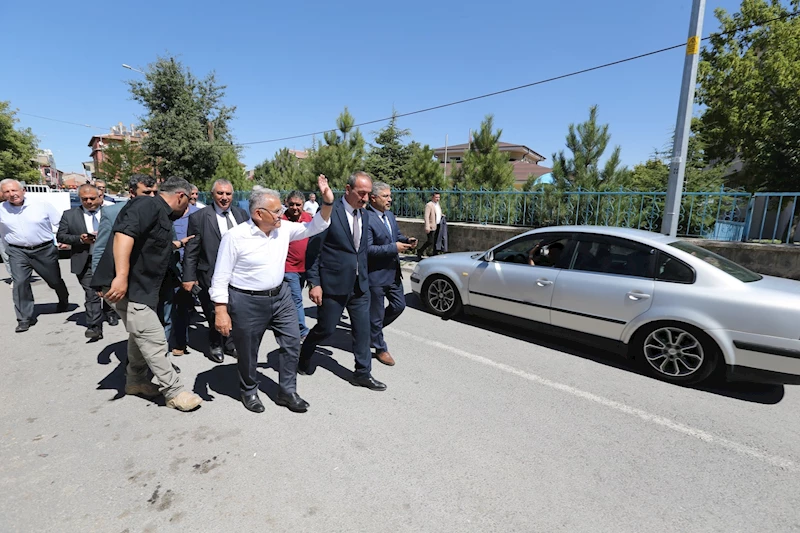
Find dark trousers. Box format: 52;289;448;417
6;243;68;323
300;283;372;377
418;229;440;257
170;287;194;350
369;281;406;353
77;263;111;328
198;285;235;352
228;284;300;396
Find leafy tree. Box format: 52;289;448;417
400;142;448;190
305;107;366;188
550;105;629;190
696;0;800;191
209;147;250;191
253;148;314;191
0;101;38;183
364;112;412;186
450;115;515;190
96;139;152;192
128;56;236;185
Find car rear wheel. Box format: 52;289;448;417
422;275;462;319
632;322;719;385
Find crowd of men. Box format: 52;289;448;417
0;172;446;414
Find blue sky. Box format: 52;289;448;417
0;0;746;176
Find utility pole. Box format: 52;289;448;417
662;0;706;237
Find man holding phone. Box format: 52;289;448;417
57;183;113;340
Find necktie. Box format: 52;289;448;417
352;209;360;251
90;211;99;232
223;211;234;230
383;213;392;238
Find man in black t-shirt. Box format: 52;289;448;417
93;177;203;412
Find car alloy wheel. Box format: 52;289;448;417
423;276;462;318
643;326;704;378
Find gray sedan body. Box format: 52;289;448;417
411;225;800;385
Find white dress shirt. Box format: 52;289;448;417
210;213;331;304
0;198;63;247
342;197;363;248
303;200;319;215
83;206;102;253
214;203;238;237
434;202;442;225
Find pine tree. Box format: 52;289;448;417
451;115;515;190
364;112;411;186
401;142;448;190
209;147;250;192
306;107;366;188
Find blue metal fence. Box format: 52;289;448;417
199;188;800;243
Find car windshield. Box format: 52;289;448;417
669;241;762;282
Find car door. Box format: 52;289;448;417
550;234;656;340
466;233;575;324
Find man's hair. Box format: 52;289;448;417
127;174;156;192
159;176;192;196
0;178;22;190
285;190;305;204
371;182;390;196
309;193;316;198
211;179;233;193
250;187;281;215
191;184;199;192
346;171;372;188
432;191;441;198
78;183;99;195
94;179;106;186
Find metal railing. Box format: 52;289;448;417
198;187;800;243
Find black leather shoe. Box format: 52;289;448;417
85;326;103;340
15;322;30;333
224;346;238;359
297;356;315;376
275;391;309;413
242;393;265;413
172;363;181;374
209;346;224;364
350;374;387;391
56;301;69;313
106;312;119;327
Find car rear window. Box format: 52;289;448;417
668;241;762;282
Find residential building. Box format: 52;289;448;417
87;122;146;176
33;149;62;187
433;141;552;189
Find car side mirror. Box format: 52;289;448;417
484;250;494;262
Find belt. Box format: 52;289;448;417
229;283;283;297
7;241;52;251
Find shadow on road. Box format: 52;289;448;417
405;292;785;405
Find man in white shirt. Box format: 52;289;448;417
94;180;116;206
418;192;442;258
211;175;334;413
303;193;319;215
0;178;70;332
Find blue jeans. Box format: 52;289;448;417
283;272;308;337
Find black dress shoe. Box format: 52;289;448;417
56;301;69;313
241;393;265;413
172;363;181;374
106;312;119;327
209;346;224;364
85;326;103;340
224;346;238;359
275;391;309;412
297;356;315;376
15;322;30;333
351;374;387;391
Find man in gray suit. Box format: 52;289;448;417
57;184;115;340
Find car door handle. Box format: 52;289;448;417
626;291;651;300
536;278;553;287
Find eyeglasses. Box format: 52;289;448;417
258;205;287;217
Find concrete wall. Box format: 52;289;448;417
397;217;800;280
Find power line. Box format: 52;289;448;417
239;9;800;147
17;112;107;131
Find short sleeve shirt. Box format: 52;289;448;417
91;196;174;308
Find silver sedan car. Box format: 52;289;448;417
410;226;800;386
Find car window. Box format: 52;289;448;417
572;237;655;278
655;251;695;284
493;234;572;268
668;241;762;282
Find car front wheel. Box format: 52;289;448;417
632;322;719;385
422;275;462;319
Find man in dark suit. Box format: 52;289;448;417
56;184;114;340
299;171;386;391
182;179;249;363
366;182;416;366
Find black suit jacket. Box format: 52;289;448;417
182;204;249;288
366;205;411;288
56;206;95;274
306;199;369;296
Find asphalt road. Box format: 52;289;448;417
1;259;800;532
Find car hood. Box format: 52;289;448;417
419;252;484;264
